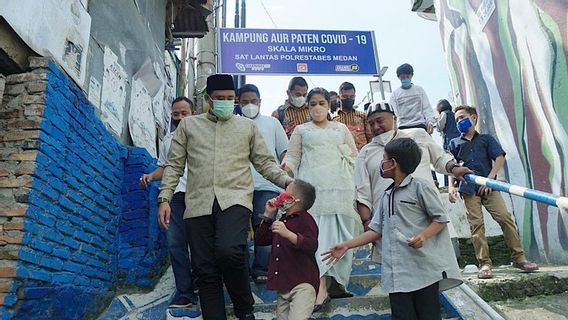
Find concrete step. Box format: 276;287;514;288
100;258;464;319
108;245;557;320
251;271;382;304
463;264;568;302
489;292;568;320
168;293;462;319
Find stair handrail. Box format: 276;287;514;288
463;173;568;211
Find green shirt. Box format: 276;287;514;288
158;113;292;219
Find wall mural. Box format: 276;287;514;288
434;0;568;263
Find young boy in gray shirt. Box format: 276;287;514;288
323;138;461;319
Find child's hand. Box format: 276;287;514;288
264;198;278;217
321;244;349;265
427;123;434;135
271;221;290;237
407;234;427;249
448;187;458;204
139;174;153;188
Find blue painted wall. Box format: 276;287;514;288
0;62;168;319
119;149;167;287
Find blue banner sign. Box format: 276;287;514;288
218;28;379;75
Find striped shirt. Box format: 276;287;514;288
333;109;372;151
271;100;311;138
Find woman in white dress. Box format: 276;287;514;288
283;87;362;309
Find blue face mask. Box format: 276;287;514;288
401;79;412;88
456;117;473;133
211;100;234;121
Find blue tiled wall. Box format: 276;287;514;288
1;62;168;319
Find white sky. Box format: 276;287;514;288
222;0;452;115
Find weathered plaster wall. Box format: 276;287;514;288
85;0;168;143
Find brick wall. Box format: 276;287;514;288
0;58;167;319
119;148;167;287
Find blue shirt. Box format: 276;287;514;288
441;111;460;150
448;132;505;195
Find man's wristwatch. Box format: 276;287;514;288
158;197;170;203
449;162;461;174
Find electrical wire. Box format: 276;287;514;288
257;0;315;87
259;0;278;28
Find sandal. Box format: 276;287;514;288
513;260;539;273
477;265;493;279
254;275;268;284
313;296;330;312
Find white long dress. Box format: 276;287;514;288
284;121;363;286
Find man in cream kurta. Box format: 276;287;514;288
354;102;469;259
158;112;290;218
157;74;292;320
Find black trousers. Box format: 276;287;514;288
186;199;254;320
389;282;441;320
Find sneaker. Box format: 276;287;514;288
169;295;195;308
328;278;354;298
237;312;255;320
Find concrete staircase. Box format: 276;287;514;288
162;248;463;319
100;246;510;319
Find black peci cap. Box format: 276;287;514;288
206;74;235;94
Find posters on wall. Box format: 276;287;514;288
131;59;168;132
100;47;128;136
153;85;166;133
135;59;163;96
126;55;177;158
88;76;102;108
129;77;157;157
0;0;91;86
162;52;178;134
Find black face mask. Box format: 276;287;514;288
331;101;340;112
171;118;181;132
341;98;355;109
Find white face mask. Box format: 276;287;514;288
241;103;260;119
289;96;306;108
373;129;395;146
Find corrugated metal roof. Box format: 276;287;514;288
170;0;210;39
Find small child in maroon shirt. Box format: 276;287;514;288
255;179;320;320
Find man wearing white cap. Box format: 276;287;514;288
354;102;470;241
